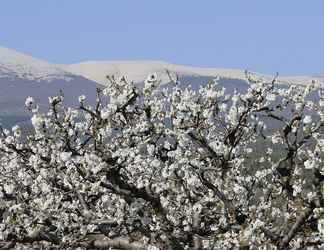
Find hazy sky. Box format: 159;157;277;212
1;0;324;75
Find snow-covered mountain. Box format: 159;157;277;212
1;45;323;88
0;46;323;127
0;46;74;82
0;46;100;127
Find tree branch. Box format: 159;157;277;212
279;207;313;249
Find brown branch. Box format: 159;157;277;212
260;226;280;243
198;168;235;223
187;131;219;159
192;211;202;250
91;238;146;250
0;240;16;250
279;207;313;249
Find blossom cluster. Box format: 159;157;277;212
0;74;323;249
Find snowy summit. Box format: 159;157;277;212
0;46;73;82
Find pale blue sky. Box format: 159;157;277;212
1;0;324;75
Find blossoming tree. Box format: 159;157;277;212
0;74;323;249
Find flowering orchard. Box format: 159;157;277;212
0;74;323;249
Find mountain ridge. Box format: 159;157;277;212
1;46;324;86
0;46;323;128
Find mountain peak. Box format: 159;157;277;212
0;46;72;82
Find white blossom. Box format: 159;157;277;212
304;159;316;169
303;115;312;124
60;152;72;162
4;183;15;195
0;76;322;249
78;95;86;103
25;96;34;107
12;125;21;137
318;219;324;235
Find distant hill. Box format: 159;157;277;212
0;46;323;128
65;59;324;86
